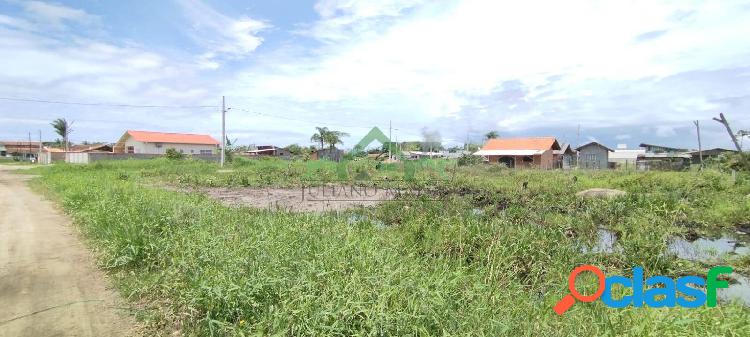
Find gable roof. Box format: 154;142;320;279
554;143;576;155
480;137;560;151
124;130;219;145
576;141;614;152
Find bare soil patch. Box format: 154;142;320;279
198;185;398;212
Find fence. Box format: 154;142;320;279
37;152;219;164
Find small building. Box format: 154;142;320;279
246;145;280;157
113;130;219;155
474;137;560;169
638;143;688;154
576;142;613;169
684;148;737;164
636;142;693;170
69;143;113;153
553;143;577;169
0;141;43;161
609;144;645;168
0;143;6;157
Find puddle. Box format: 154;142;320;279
347;214;386;229
578;228;750;306
720;273;750;306
667;235;750;262
580;228;622;254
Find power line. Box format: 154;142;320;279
0;96;218;108
232;107;375;129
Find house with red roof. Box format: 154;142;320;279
474;137;561;169
113;130;219;155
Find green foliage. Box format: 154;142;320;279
457;153;483;166
30;160;750;336
719;152;750;172
165;148;184;160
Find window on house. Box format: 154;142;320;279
586;154;596;161
127;146;134;153
522;156;533;163
199;150;213;155
179;149;184;153
155;143;162;148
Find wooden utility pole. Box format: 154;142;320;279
38;130;42;164
693;120;703;168
712;113;742;151
220;96;226;167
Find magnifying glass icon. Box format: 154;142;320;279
554;265;605;315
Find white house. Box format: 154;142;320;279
113;130;219;155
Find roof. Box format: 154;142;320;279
474;149;545;156
638;153;691;159
553;143;576;155
480;137;560;151
124;130;219;145
610;149;646;160
638;143;689;152
684;148;736;155
576;141;614;152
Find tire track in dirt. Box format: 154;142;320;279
0;166;136;337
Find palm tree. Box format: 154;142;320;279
323;130;349;150
310;126;329;150
485;130;499;140
50;118;73;151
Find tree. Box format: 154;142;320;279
50;118;73;151
485;130;499;140
323;130;349;150
310;127;329;150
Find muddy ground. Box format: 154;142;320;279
198;184;399;212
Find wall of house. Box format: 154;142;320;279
486;151;555;169
579;145;609;169
123;137;217;155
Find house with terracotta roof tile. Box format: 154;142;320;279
113;130;219;155
474;137;561;169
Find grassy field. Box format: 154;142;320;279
27;158;750;336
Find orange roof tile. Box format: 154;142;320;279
126;130;219;145
481;137;560;151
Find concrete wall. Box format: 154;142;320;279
63;152;219;164
123;137;217;155
579;144;609;169
486;150;555;169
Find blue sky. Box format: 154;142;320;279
1;0;749;150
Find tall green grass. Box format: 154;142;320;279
31;160;750;336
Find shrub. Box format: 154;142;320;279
165;148;184;160
457;153;483;166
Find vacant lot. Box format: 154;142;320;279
28;158;750;336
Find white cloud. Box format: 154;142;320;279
22;1;96;26
229;0;750;134
656;125;677;137
615;134;632;140
175;0;268;67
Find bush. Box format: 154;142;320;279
457;153;483;166
165;148;184;160
719;152;750;172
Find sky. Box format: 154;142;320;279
1;0;749;150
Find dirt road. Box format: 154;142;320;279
0;166;135;337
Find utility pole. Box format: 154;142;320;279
693;120;703;168
713;113;742;151
38;130;42;164
220;96;226;167
388;120;392;160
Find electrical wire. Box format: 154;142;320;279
0;96;218;108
